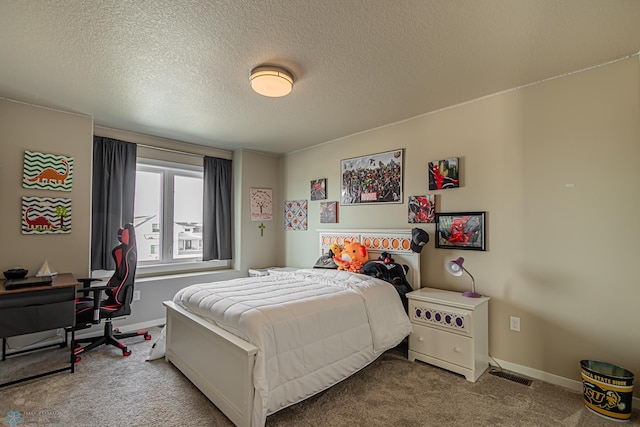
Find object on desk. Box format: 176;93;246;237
4;276;53;290
3;268;28;280
36;260;57;277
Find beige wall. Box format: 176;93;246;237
234;149;283;274
282;56;640;392
0;99;93;277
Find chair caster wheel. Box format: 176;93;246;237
123;350;132;356
144;334;151;340
75;356;82;363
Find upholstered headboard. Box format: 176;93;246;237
318;229;422;289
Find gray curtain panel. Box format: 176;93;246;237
91;136;137;270
203;156;232;260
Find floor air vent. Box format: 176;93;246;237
489;370;532;386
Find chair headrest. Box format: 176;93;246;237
118;224;135;246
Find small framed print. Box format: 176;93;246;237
435;212;486;251
310;178;327;200
284;200;308;231
408;195;435;223
428;157;460;190
250;188;273;221
320;201;338;223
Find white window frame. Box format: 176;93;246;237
134;158;229;276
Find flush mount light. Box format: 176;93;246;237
250;66;294;97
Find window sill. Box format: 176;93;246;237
92;260;230;280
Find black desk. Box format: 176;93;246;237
0;273;78;387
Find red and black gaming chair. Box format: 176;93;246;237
72;223;150;361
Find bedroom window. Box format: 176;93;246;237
134;158;228;274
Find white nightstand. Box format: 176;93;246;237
407;287;489;382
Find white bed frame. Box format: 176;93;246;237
163;229;422;427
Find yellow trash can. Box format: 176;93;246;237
581;360;634;422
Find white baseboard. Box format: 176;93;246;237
491;358;640;409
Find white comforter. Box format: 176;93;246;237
173;268;412;427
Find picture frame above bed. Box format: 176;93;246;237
435;212;486;251
340;149;403;205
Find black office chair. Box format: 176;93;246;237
72;223;150;361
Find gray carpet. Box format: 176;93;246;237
0;326;637;426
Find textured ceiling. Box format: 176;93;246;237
1;0;639;155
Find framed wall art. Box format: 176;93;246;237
320;201;338;223
22;196;72;234
23;151;73;192
310;178;327;201
428;157;459;190
408;195;435;223
250;188;273;221
435;211;486;251
341;149;403;205
284;200;308;230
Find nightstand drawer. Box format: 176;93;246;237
409;300;472;336
409;323;473;369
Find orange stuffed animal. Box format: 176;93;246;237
333;240;368;272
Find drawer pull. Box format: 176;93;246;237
453;346;461;353
418;336;424;342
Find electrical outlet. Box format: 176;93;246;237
510;316;520;332
133;290;141;301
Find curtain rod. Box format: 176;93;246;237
136;143;204;158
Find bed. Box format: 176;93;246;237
163;229;422;427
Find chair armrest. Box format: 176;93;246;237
77;278;102;288
76;285;114;294
76;285;115;324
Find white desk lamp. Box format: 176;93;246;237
445;257;481;298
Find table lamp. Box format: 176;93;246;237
445;257;481;298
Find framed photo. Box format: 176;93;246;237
428;157;459;190
320;201;338;223
435;212;486;251
250;188;273;221
310;178;327;200
341;149;403;205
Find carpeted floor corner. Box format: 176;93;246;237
0;326;637;426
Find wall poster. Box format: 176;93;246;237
250;188;273;221
341;149;403;205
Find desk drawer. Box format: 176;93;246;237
0;300;74;338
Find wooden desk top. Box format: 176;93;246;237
0;273;79;295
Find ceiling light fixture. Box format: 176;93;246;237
250;65;294;97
